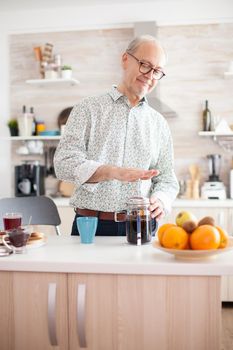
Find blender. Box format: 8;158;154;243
201;154;226;199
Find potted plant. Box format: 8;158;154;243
61;65;73;79
7;119;19;136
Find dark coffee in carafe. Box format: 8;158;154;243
126;215;152;244
115;197;155;245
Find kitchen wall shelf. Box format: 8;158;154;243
198;131;233;152
25;78;80;86
198;131;233;138
1;136;61;141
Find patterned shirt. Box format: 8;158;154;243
54;86;179;213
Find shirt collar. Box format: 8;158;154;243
108;85;124;101
108;85;148;105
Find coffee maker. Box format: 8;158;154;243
201;154;226;199
15;161;45;197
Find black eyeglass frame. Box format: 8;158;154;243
126;51;166;80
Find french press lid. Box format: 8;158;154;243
126;196;150;209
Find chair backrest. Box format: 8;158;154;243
0;196;61;235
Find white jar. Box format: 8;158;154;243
61;69;72;79
18;114;33;137
45;70;58;79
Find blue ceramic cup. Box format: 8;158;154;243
76;217;98;244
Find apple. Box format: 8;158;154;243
175;211;198;227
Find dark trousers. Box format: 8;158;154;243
71;213;157;236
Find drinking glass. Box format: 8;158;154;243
3;213;22;230
76;217;98;244
2;226;31;254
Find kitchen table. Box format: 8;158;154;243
0;235;232;350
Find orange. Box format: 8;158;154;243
190;225;220;250
215;226;229;249
162;226;189;250
157;223;175;245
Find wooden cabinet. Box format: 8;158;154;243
0;271;68;350
0;271;221;350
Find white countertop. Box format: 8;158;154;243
1;236;233;276
52;197;233;208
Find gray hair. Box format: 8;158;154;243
126;35;167;66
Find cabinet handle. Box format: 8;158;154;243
48;283;58;346
77;283;87;348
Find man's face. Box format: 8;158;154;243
121;42;165;99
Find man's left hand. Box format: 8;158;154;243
149;196;165;220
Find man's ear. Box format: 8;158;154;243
121;52;128;70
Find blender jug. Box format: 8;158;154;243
207;154;221;182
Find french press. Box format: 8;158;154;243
115;196;154;245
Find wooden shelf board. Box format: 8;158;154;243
25;78;80;86
198;131;233;137
1;136;61;141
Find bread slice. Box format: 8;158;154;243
28;232;44;242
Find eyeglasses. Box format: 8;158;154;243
126;51;165;80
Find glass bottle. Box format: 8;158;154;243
30;107;37;136
202;100;211;131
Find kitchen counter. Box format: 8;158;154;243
0;236;233;275
0;236;228;350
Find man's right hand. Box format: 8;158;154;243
88;165;159;183
112;167;159;182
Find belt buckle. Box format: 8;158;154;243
114;211;126;222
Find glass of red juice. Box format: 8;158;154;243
3;213;22;230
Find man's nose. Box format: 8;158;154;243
144;69;154;80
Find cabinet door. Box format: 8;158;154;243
68;274;220;350
117;275;220;350
13;272;68;350
68;274;117;350
0;271;14;350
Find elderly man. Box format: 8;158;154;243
54;35;179;236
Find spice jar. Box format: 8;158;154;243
36;121;46;135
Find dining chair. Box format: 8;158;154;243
0;196;61;235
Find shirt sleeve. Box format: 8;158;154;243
150;119;179;214
54;100;104;190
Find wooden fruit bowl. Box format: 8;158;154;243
152;237;233;260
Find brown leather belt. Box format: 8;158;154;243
75;208;126;221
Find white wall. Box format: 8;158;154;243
0;0;233;197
